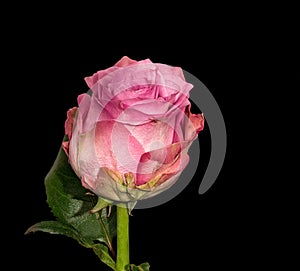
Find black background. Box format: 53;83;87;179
4;3;296;271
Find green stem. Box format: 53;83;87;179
116;204;130;271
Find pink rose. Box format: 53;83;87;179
63;56;204;203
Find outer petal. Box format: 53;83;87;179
137;152;190;191
64;107;78;139
62;107;77;155
76;93;93;133
114;56;139;67
136;141;191;186
184;105;205;141
84;56;151;89
128;119;177;153
107;120;145;174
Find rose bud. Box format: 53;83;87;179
62;56;204;204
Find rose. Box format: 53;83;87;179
62;56;204;204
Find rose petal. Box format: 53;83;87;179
135;141;191;185
108;121;145;174
64;107;78;140
136;151;190;187
128;119;177;152
114;56;138;67
184;105;205;141
85;61;192;109
84;56;152;89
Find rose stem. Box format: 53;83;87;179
116;203;130;271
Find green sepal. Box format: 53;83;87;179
90;197;112;214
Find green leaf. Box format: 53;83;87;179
92;243;116;270
44;145;117;248
25;140;117;269
125;262;150;271
24;220;92;247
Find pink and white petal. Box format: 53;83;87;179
62;141;70;156
92;121;118;169
84;56;151;91
136;152;190;188
84;65;120;89
64;107;78;140
109;121;146;174
115;56;152;67
154;63;193;97
114;56;138;67
113;97;188;129
76;93;92;133
128;119;176;153
135;142;190;186
78;93;121;134
184;107;205;141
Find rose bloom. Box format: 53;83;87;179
63;56;204;203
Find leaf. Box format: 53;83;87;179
92;243;116;270
25;220;92;247
25;140;117;269
44;144;117;248
125;262;150;271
